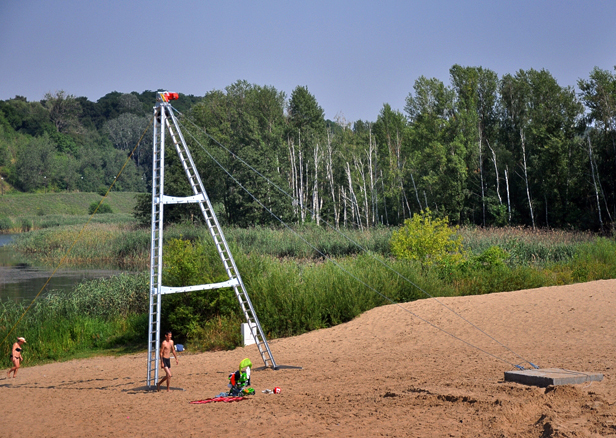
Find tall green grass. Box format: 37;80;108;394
241;252;445;338
0;273;149;365
156;238;450;351
5;223;616;361
13;223;600;270
225;225;393;258
2;214;134;234
168;235;616;350
459;226;596;266
9;223;393;269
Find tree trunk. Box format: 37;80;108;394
544;193;549;229
409;171;422;211
520;129;535;230
505;167;511;223
356;157;370;229
368;131;377;227
486;138;502;205
588;136;604;230
313;141;320;225
298;130;305;223
380;170;388;225
479;125;485;226
288;136;299;219
346;162;363;230
326;130;339;228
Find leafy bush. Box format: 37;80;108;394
88;202;113;214
0;216;13;231
467;245;509;270
20;218;32;232
390;209;465;267
161;238;237;339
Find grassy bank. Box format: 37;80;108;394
0;192;140;216
0;192;140;233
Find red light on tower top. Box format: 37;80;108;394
160;92;179;102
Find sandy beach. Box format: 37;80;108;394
2;280;615;437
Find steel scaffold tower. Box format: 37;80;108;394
146;92;278;388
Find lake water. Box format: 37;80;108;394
0;234;123;302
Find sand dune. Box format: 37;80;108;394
2;280;615;437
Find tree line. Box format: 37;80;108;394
1;65;615;231
0;90;200;194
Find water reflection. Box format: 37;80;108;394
0;234;123;302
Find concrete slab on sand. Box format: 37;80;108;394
505;368;603;387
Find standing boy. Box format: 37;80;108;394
157;331;179;392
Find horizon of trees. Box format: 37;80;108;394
1;65;615;232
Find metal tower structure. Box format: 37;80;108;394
146;92;278;388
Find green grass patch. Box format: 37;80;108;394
0;192;140;221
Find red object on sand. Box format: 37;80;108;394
190;396;245;404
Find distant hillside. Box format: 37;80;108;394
0;192;141;217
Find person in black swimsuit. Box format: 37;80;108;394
157;331;178;392
7;337;26;378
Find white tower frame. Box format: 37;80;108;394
146;92;278;387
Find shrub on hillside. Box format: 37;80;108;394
88;202;113;214
20;218;32;232
0;216;13;231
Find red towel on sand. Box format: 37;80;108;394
190;396;245;404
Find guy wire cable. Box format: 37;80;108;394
174;107;539;370
0;117;154;350
173;109;531;370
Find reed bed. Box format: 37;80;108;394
459;226;597;266
241;253;446;339
0;213;135;234
9;223;394;269
11;223;601;271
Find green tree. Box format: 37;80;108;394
188;81;291;226
578;67;616;229
14;134;57;191
405;77;467;223
287;85;327;224
43;90;82;134
501;69;585;229
450;65;502;226
161;238;236;338
103;113;150;166
372;104;410;224
0;97;52;136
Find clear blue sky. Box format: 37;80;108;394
1;0;614;122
